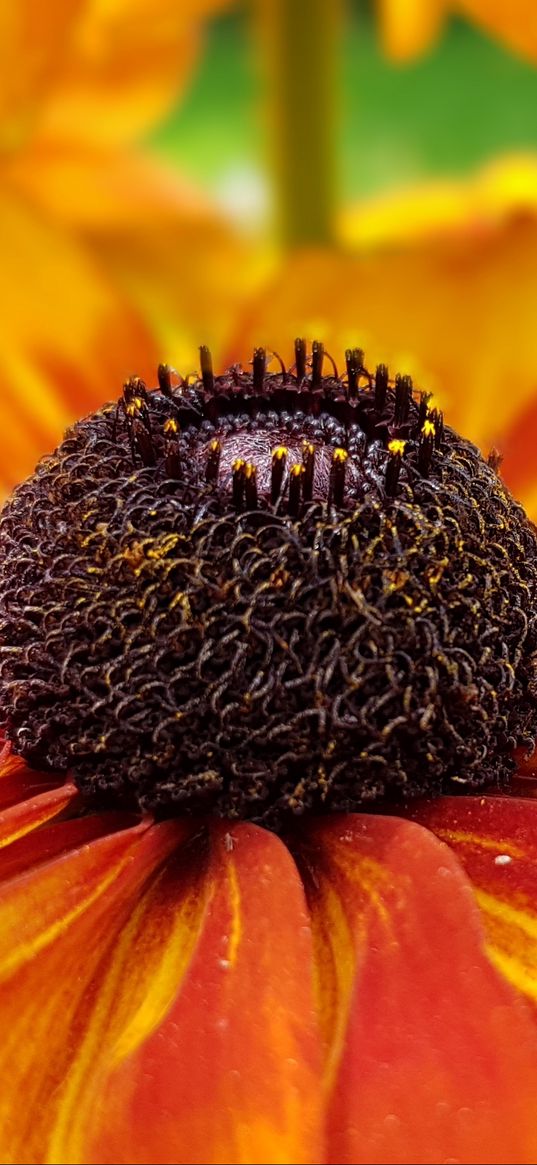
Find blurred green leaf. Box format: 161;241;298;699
148;0;537;203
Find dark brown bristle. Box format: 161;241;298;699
288;463;303;517
205;438;221;484
295;337;307;382
252;347;266;394
417;391;431;430
302;441;315;502
375;363;389;412
330;447;348;508
418;421;435;477
158;363;173;397
345;348;357;395
163;417;181;478
199;345;214;394
232;458;246;509
311;341;324;389
394;374;412;427
244;462;258;509
132;418;155;467
385;439;405;496
124;375;149;405
271;446;288;505
345;348;363;396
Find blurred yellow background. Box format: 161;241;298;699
3;0;537;515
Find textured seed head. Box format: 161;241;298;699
1;343;537;829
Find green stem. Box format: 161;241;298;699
262;0;339;248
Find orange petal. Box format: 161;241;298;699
0;748;138;879
0;817;194;1164
6;144;219;232
377;0;537;64
377;0;446;62
0;185;158;496
34;0;232;148
4;143;260;382
0;1;83;143
0;752;65;809
0;808;143;883
68;821;323;1165
0;781;77;850
407;794;537;1015
292;813;537;1165
500;398;537;519
458;1;537;64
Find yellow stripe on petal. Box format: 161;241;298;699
0;819;194;1164
0;783;77;850
62;823;323;1165
408;795;537;1017
293;812;537;1165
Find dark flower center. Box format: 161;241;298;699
1;341;536;828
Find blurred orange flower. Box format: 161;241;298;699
3;747;537;1163
378;0;537;62
0;0;253;497
227;155;537;520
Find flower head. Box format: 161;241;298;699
1;345;536;824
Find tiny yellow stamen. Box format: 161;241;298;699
388;439;406;456
333;447;348;464
164;418;178;436
273;445;288;461
422;419;436;439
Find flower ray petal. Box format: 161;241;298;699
69;822;324;1165
407;795;537;1012
292;813;537;1165
0;817;196;1164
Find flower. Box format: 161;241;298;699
378;0;537;63
2;349;537;1163
3;748;537;1163
0;0;249;497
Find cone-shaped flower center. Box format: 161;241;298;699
0;342;536;828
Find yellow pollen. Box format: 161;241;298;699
422;419;436;438
388;439;406;456
273;446;288;461
209;438;220;452
163;418;178;436
290;463;304;477
245;462;257;479
302;441;315;456
333;447;348;464
232;457;246;473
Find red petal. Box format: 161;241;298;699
0;817;193;1162
0;746;138;877
0;751;65;809
0;781;77;850
292;813;537;1165
77;822;324;1165
408;794;537;1017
